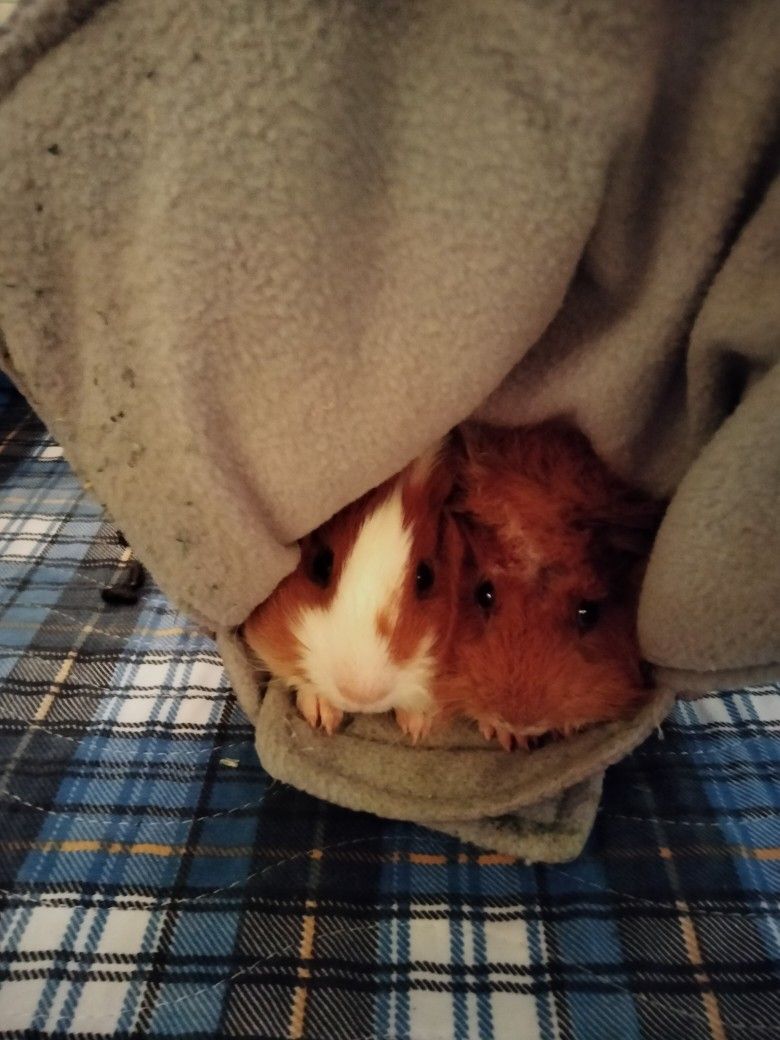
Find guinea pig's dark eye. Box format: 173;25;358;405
474;579;496;612
309;545;334;588
415;560;435;596
576;600;601;633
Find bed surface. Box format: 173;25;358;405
0;380;778;1040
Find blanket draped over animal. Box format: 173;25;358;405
1;0;777;858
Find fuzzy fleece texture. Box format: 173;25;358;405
0;0;778;856
219;632;673;862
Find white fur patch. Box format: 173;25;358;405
293;483;435;714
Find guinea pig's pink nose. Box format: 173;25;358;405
337;680;388;706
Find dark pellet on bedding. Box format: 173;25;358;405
101;560;146;606
101;584;139;606
115;529;129;547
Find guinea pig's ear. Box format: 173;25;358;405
405;432;459;511
453;422;495;470
580;495;666;563
448;423;499;517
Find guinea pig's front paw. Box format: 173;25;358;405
476;719;529;752
394;708;436;745
295;689;344;735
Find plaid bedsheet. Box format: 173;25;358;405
0;379;778;1040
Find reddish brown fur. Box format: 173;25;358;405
385;464;464;667
436;422;663;738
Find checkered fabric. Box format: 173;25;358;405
0;377;778;1040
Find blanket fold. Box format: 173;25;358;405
218;632;674;862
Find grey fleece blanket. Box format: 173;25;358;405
0;0;778;859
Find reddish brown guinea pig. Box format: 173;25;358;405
436;422;663;749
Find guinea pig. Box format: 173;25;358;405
436;422;663;750
243;438;463;740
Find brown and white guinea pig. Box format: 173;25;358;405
435;422;664;750
243;439;463;740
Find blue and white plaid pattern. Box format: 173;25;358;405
0;377;778;1040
